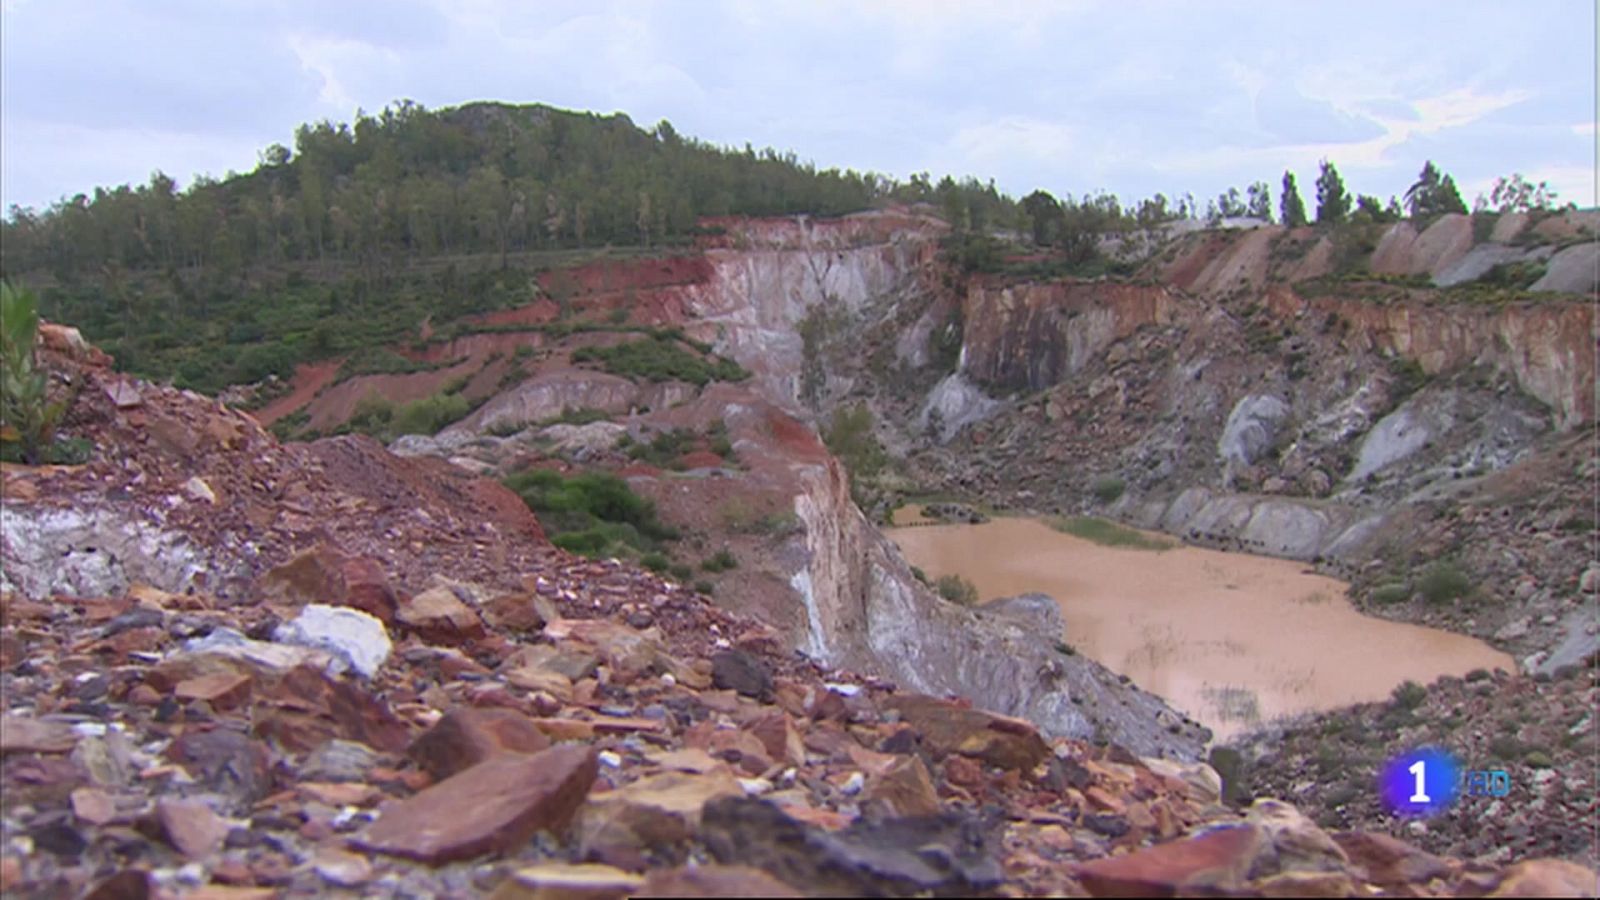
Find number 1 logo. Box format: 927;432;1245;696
1407;759;1430;803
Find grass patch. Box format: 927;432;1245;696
501;468;678;560
572;334;747;386
1050;516;1174;551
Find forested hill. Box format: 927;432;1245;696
0;100;1010;391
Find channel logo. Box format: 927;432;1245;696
1379;747;1461;817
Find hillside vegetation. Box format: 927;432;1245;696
0;100;1008;392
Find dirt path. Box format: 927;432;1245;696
887;516;1514;740
255;359;342;426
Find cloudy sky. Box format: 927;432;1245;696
2;0;1595;216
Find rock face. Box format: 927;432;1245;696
356;744;598;864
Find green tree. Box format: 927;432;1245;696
1021;189;1064;245
1280;171;1308;226
1314;159;1350;225
1245;181;1273;221
1403;161;1468;218
0;282;72;465
1476;173;1559;213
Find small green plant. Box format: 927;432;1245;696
701;549;739;573
910;566;929;585
668;563;693;581
1416;562;1470;605
693;579;715;596
1390;680;1427;711
1370;582;1412;605
501;468;679;560
1522;749;1553;769
1090;476;1126;504
640;551;670;573
934;573;980;606
0;282;76;465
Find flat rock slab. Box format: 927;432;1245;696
1074;824;1266;897
356;743;597;865
882;694;1049;771
0;716;77;755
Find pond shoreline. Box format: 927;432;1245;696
886;510;1515;741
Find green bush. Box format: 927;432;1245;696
1523;749;1553;769
502;468;678;560
1370;582;1412;605
0;282;75;465
935;573;980;606
1091;476;1126;504
694;580;715;596
1416;562;1471;605
391;391;470;437
701;549;739;573
640;551;670;572
572;335;747;386
1390;680;1427;711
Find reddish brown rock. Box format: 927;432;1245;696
1487;859;1600;898
356;743;598;864
575;769;743;859
1332;830;1450;886
747;712;806;768
481;591;547;634
637;865;803;898
544;618;664;683
487;863;644;900
883;694;1049;771
155;798;228;859
0;715;77;755
252;664;408;753
174;672;253;711
397;586;486;644
408;708;553;780
863;754;940;817
260;545;398;622
71;786;117;825
1073;824;1266;897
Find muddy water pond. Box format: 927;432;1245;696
887;514;1514;740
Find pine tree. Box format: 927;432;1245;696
1314;159;1350;225
1280;171;1308;227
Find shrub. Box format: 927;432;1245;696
693;580;715;596
0;282;75;465
1416;562;1470;605
910;566;929;585
391;391;470;437
572;335;747;386
701;549;738;573
640;551;670;572
1091;475;1126;504
935;573;980;606
1370;582;1412;605
1390;680;1427;711
668;563;693;580
1523;749;1553;769
501;468;678;560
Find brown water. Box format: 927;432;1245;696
887;515;1514;740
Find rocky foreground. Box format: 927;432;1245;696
1;326;1596;898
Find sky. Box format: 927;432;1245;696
2;0;1595;216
